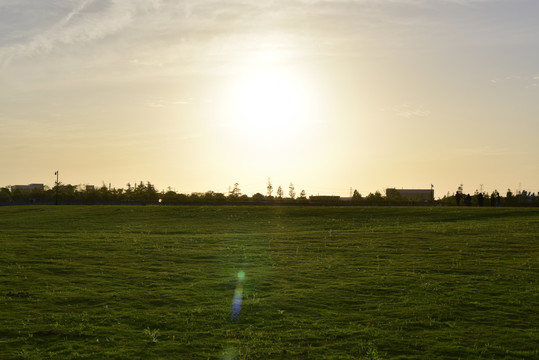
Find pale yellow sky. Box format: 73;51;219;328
1;0;538;197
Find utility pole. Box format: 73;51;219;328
54;170;59;205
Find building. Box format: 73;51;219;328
386;188;434;202
11;184;45;192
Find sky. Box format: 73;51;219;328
1;0;538;198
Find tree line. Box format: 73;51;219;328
1;180;538;206
0;180;305;205
438;186;539;207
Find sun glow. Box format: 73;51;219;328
223;65;314;142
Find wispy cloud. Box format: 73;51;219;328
396;103;431;119
489;75;539;88
130;59;163;68
173;100;191;105
0;0;161;69
0;0;514;65
1;0;535;76
147;98;192;108
148;101;165;108
454;145;528;157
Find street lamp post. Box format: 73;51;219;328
55;171;59;205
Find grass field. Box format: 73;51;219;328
0;206;538;359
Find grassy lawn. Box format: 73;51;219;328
0;206;538;359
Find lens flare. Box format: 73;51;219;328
237;270;245;281
221;347;238;360
231;270;246;322
231;287;243;321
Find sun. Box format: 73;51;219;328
223;65;312;143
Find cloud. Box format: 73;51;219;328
1;0;533;75
489;75;539;88
147;98;191;108
130;59;163;68
396;103;430;119
454;145;527;158
148;102;165;108
0;0;163;69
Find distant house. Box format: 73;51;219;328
86;185;95;191
11;184;44;192
386;188;434;202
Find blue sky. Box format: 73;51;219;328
1;0;538;197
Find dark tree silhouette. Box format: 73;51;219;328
352;189;362;202
267;178;273;198
229;183;241;199
289;183;296;199
276;186;283;199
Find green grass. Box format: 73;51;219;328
0;206;538;359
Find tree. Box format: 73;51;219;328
98;184;111;201
229;183;241;198
162;190;179;203
131;180;159;203
506;188;514;206
289;183;296;199
352;189;362;202
147;181;156;195
276;186;283;199
214;192;226;202
366;191;383;203
0;187;12;202
190;193;203;201
124;183;134;200
267;178;273;198
145;181;159;202
60;184;77;201
252;193;265;202
299;189;306;199
204;191;215;202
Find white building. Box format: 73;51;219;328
11;184;45;191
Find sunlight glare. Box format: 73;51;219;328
224;65;312;142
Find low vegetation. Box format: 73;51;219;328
1;206;537;359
